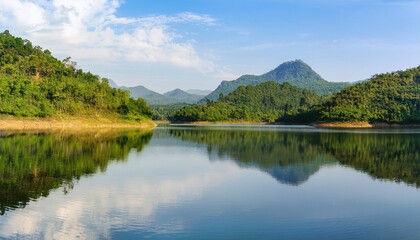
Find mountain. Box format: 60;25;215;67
163;88;203;104
107;79;119;88
186;89;212;96
121;86;204;105
318;66;420;123
172;81;321;122
0;30;151;120
120;85;175;105
204;60;350;101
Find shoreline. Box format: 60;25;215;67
168;121;420;128
169;121;270;125
1;118;418;130
0;117;156;131
312;122;420;128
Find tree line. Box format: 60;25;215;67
172;81;321;122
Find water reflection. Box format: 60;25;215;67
168;126;420;187
0;126;420;239
0;129;153;215
0;128;239;239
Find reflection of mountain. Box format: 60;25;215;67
168;127;420;187
262;157;329;185
0;130;153;215
169;128;335;186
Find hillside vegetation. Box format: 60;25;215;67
0;31;151;120
171;66;420;125
173;81;321;122
318;67;420;123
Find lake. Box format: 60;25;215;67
0;125;419;239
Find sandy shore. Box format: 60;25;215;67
312;122;373;128
312;122;420;128
0;117;156;130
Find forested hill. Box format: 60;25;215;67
172;81;321;122
0;31;151;120
318;66;420;123
203;60;350;101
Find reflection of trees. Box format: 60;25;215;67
0;130;153;215
169;127;420;187
318;133;420;187
169;128;335;185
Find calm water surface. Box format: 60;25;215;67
0;125;419;239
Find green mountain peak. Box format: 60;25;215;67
203;59;350;102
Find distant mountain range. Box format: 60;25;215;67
112;59;351;105
203;59;350;102
112;82;208;105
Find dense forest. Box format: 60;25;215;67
172;81;321;122
151;103;189;120
0;31;152;120
318;67;420;123
171;66;420;124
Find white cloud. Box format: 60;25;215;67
0;0;47;31
0;0;217;73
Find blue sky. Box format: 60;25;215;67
0;0;419;93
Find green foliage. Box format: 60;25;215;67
319;67;420;123
151;103;190;120
0;31;152;119
203;59;350;101
172;81;321;122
